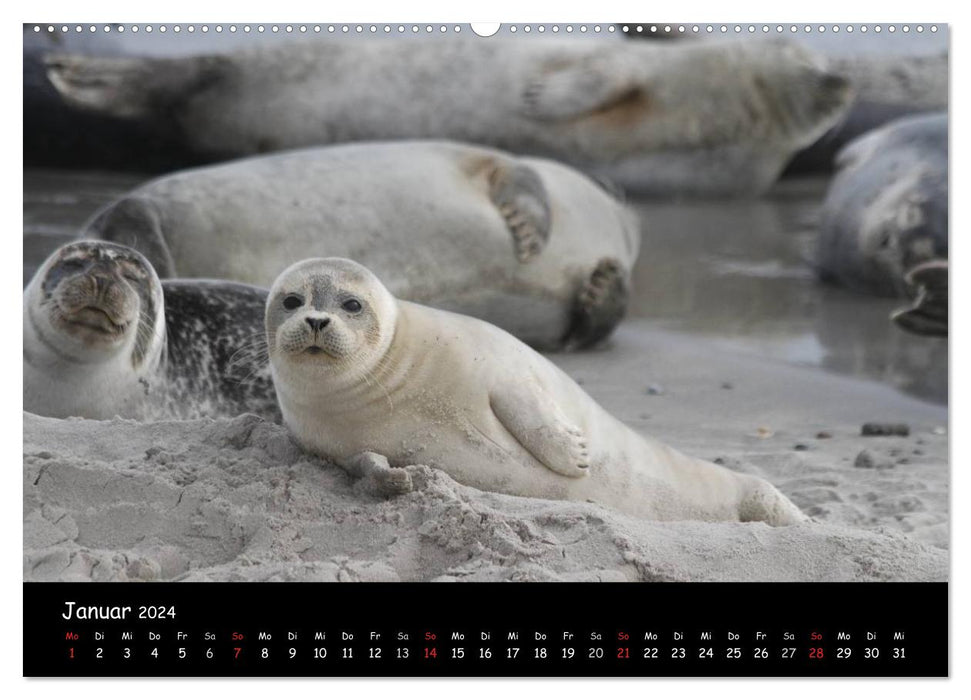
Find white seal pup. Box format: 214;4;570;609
83;140;639;350
266;258;806;525
46;38;851;196
816;113;947;299
24;241;278;421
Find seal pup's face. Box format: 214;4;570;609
25;241;163;365
266;258;398;385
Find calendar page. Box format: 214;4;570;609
22;21;949;677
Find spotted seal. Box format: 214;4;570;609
23;241;278;421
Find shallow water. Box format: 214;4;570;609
626;178;947;404
22;169;947;405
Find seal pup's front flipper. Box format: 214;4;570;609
891;259;948;337
490;382;590;478
339;451;415;497
522;57;640;121
486;161;552;263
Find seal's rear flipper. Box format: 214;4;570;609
737;475;809;527
487;162;552;263
490;382;590;478
84;197;177;278
891;259;948;337
563;258;630;350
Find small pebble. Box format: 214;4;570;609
645;384;665;396
861;422;910;437
913;448;924;456
815;431;832;439
721;382;734;390
854;449;895;470
793;444;809;451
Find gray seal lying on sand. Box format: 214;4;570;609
84;140;639;350
24;241;278;421
266;257;807;525
47;38;851;196
816;113;947;304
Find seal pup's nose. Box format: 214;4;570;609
92;272;120;303
305;316;331;333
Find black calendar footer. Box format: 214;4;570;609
24;582;947;677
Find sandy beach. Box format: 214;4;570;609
24;321;947;583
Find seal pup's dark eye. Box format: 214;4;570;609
282;294;304;310
342;298;362;313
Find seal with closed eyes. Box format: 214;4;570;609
817;113;948;298
83;140;640;350
266;257;807;525
23;241;279;422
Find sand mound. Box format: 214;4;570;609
23;411;946;583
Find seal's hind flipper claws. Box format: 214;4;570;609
488;163;552;263
891;259;948;337
563;258;630;350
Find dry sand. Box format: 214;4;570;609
23;322;947;583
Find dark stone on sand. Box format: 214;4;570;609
854;449;895;470
861;423;910;437
794;444;809;451
816;431;833;439
645;384;665;396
